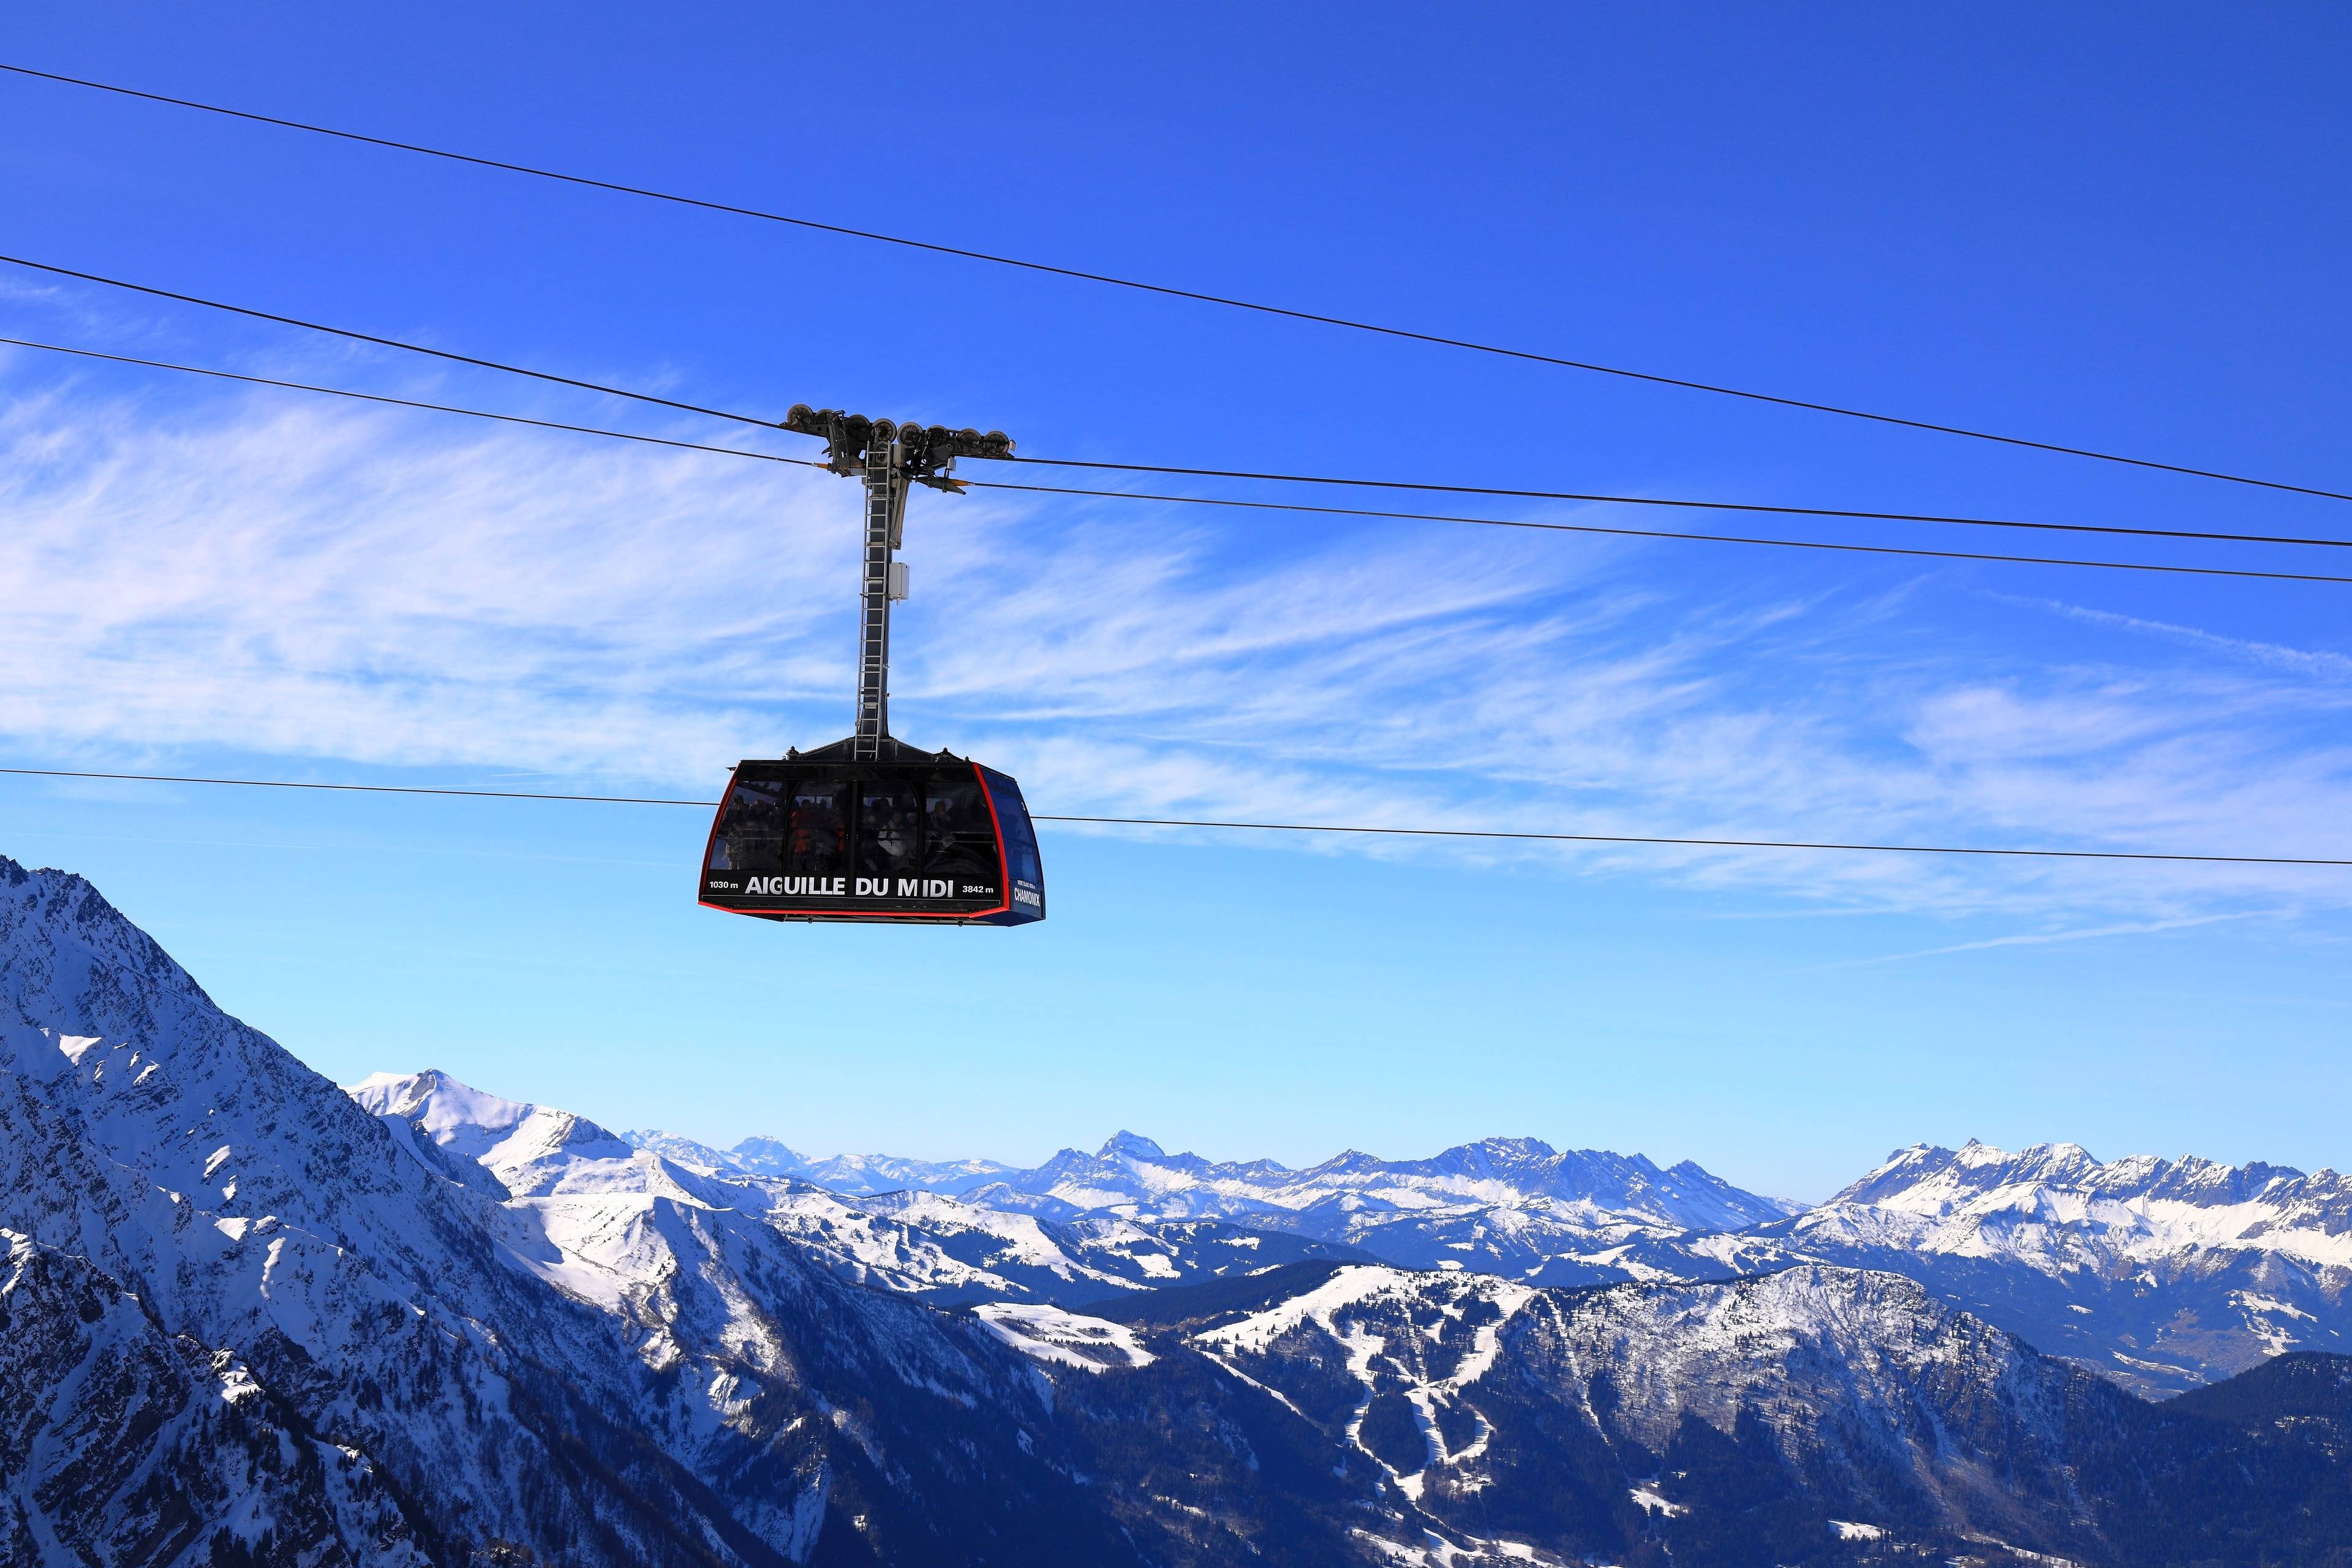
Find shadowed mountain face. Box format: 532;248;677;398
1691;1139;2352;1396
628;1121;1807;1296
358;1069;1370;1309
8;853;2352;1567
0;858;1147;1567
1102;1262;2352;1566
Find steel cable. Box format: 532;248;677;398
5;60;2346;502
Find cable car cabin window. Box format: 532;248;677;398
978;767;1046;922
700;756;1041;925
859;781;919;879
708;777;786;873
789;782;848;877
922;780;996;883
982;768;1042;888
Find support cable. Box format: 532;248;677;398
5;334;2350;584
0;254;759;426
2;767;2343;868
992;455;2352;551
4;61;2346;503
968;480;2352;585
0;336;824;466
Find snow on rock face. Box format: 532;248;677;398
1751;1139;2352;1395
0;1229;432;1567
956;1131;1799;1238
624;1125;1016;1196
352;1066;688;1200
0;857;1136;1567
1194;1262;2120;1554
1819;1139;2352;1269
662;1124;1807;1291
10;856;2352;1567
379;1066;1365;1310
972;1303;1156;1371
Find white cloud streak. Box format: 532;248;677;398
5;350;2352;922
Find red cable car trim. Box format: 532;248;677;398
974;760;1015;915
697;771;737;877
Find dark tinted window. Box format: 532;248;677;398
708;777;786;872
859;781;919;878
984;771;1043;889
789;782;848;876
922;778;997;883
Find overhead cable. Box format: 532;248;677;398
3;767;2344;869
995;456;2352;552
6;335;2348;586
968;481;2352;585
0;254;764;428
0;336;825;466
7;262;2348;555
6;59;2346;505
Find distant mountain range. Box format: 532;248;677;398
7;851;2351;1566
1713;1139;2352;1396
638;1117;2351;1396
356;1069;1365;1308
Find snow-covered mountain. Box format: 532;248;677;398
1022;1261;2352;1564
1707;1139;2352;1396
631;1119;2352;1400
632;1123;1804;1286
0;857;1189;1565
975;1129;1798;1226
10;851;2352;1566
631;1126;1014;1197
361;1068;1362;1308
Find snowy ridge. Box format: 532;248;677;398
6;854;2351;1566
1814;1139;2352;1271
0;1229;431;1565
627;1126;1014;1197
971;1303;1156;1371
1727;1139;2352;1394
1197;1265;1536;1503
369;1068;1359;1310
616;1121;2352;1398
627;1121;1803;1292
0;857;1152;1566
960;1129;1799;1232
1189;1261;2148;1556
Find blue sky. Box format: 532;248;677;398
2;5;2347;1201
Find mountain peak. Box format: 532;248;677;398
1469;1135;1558;1159
1099;1130;1167;1161
728;1135;810;1175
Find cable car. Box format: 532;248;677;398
698;405;1045;927
699;739;1044;925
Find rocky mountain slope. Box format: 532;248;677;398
642;1118;2351;1398
629;1126;1012;1198
632;1123;1803;1287
362;1069;1362;1308
0;858;1161;1566
9;851;2351;1566
1694;1140;2352;1396
1025;1261;2352;1566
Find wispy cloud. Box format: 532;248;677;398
2005;594;2352;681
1809;911;2256;969
5;345;2351;921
